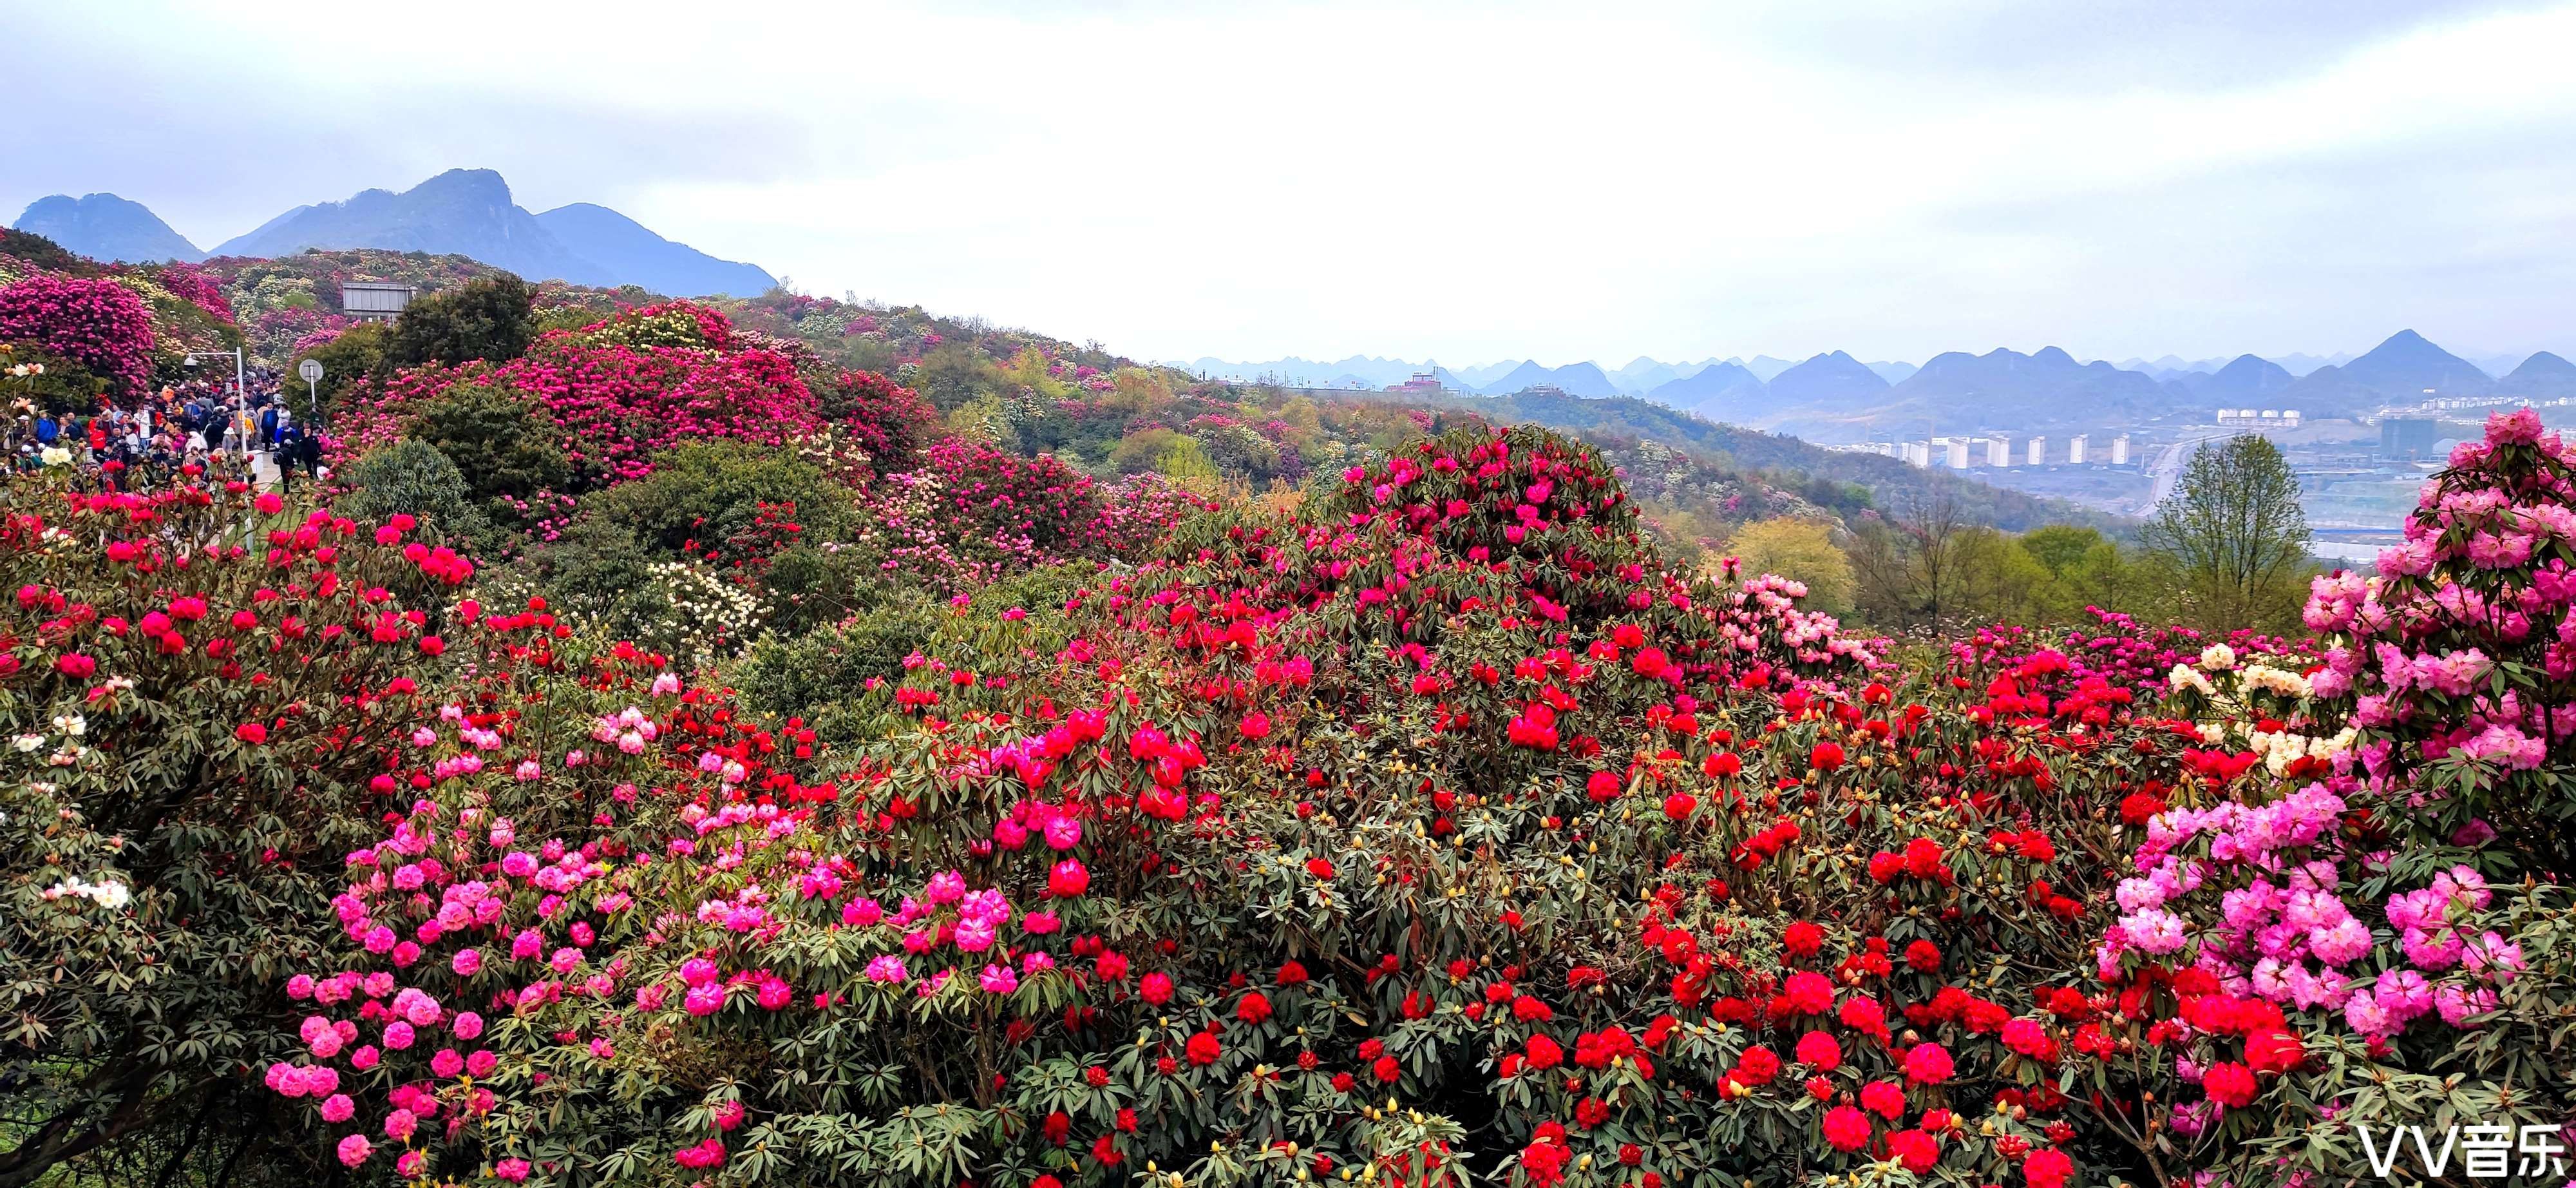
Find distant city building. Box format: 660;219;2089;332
2381;417;2440;459
1943;437;1971;469
2026;436;2046;466
339;282;417;321
2260;409;2279;419
1986;436;2011;467
2110;435;2130;466
2069;434;2089;465
2282;409;2302;425
1905;441;1931;467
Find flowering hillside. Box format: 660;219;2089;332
6;401;2575;1187
6;236;2574;1187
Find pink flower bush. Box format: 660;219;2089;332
0;272;156;398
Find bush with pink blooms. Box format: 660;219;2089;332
2066;409;2576;1183
0;271;156;399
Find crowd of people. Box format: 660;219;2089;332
5;365;325;490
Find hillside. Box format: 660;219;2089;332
1316;385;2112;532
12;193;205;263
2500;350;2576;399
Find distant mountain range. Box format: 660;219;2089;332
11;169;777;297
1175;329;2566;440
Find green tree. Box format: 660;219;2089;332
405;383;568;502
585;440;854;564
284;320;389;417
331;438;506;558
2143;434;2311;631
2018;524;2108;577
381;273;535;370
1723;517;1855;615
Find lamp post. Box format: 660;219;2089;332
184;348;248;457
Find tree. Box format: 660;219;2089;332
380;273;535;371
1723;517;1855;615
284;320;388;416
404;383;567;503
2143;434;2310;631
2018;524;2108;576
1850;492;1979;628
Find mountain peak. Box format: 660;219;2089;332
12;193;205;263
413;168;515;202
192;169;775;296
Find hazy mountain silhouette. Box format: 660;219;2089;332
2165;354;2297;405
192;169;773;296
1767;351;1891;408
2500;351;2576;399
1645;360;1767;419
1481;360;1621;398
1744;355;1800;383
12;193;204;263
213;169;617;285
2286;330;2492;414
1891;346;2163;421
533;203;775;297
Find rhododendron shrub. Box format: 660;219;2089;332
846;438;1206;596
0;271;156;399
252;425;2214;1186
0;473;484;1183
2069;412;2576;1183
332;302;928;492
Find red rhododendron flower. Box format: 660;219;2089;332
1794;1030;1841;1072
1859;1079;1906;1120
1822;1105;1872;1153
2024;1147;2074;1188
2201;1061;2257;1107
1889;1129;1939;1174
2244;1030;2306;1076
236;722;269;745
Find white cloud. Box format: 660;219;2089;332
8;0;2572;364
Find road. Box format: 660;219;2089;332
2144;428;2245;508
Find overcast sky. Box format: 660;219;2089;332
8;0;2573;367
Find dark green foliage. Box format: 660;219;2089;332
504;515;658;629
381;272;536;370
404;383;567;502
584;441;854;563
287;320;389;414
331;438;507;558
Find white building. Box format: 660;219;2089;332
2069;434;2089;465
1944;437;1971;469
1905;441;1931;467
2026;436;2046;466
2282;409;2302;426
2110;435;2130;466
1987;436;2012;467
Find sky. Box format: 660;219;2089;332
8;0;2575;368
